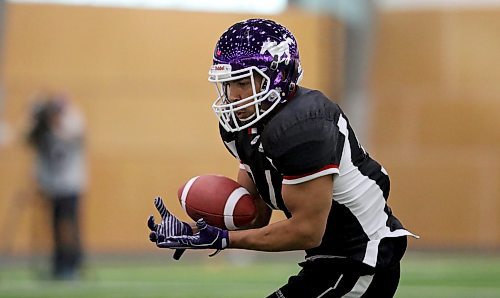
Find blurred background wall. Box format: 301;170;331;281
0;1;498;256
370;6;500;250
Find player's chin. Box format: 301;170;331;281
236;112;255;122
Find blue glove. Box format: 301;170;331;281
160;218;229;257
147;197;192;260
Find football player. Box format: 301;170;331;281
148;18;418;297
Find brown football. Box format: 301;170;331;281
177;174;257;230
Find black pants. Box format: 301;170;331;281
267;237;407;298
50;194;82;279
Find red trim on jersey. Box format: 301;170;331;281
283;164;339;180
247;127;258;135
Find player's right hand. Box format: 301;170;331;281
161;218;229;258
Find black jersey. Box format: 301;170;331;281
219;87;415;269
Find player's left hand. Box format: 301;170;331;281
147;197;192;260
160;218;229;257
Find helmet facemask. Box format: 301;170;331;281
209;65;281;132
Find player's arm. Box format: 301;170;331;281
229;114;341;251
237;168;272;229
228;174;333;251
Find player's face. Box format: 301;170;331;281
225;75;263;121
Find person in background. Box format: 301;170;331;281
27;92;87;280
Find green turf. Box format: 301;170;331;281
1;252;500;298
397;252;500;298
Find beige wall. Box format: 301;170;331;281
370;9;500;249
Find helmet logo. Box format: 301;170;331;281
260;35;295;65
216;49;222;56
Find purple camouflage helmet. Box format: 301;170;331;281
209;18;303;132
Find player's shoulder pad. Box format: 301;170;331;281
260;88;345;176
262;87;342;158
